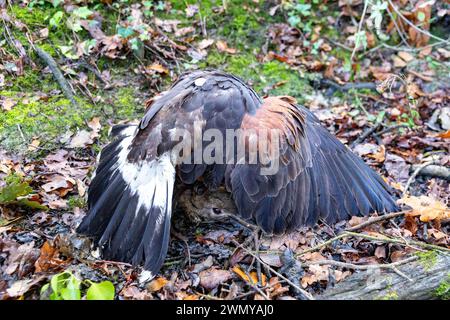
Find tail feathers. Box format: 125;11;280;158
77;126;175;276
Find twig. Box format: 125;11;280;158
402;161;435;197
34;46;78;107
387;0;450;44
375;123;410;136
303;256;417;272
295;234;348;257
350;122;383;148
343;231;450;254
320;79;378;96
351;0;369;61
242;267;269;300
409;164;450;181
345;210;409;232
231;240;315;300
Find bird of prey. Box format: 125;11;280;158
77;70;399;278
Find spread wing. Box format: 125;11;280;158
129;70;262;189
228;96;399;235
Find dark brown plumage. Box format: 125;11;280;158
77;70;399;278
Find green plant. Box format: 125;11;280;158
40;271;115;300
286;2;313;34
0;174;47;210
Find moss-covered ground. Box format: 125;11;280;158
1;1;314;155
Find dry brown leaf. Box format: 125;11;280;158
34;241;69;273
437;130;450;139
392;55;407;68
198;38;214;50
68;130;94;148
28;139;40;152
397;51;414;62
399;195;450;222
41;175;75;196
87;117;101;132
374;246;386;259
301;264;329;287
216;40;237;54
147;63;169;74
2;98;16;111
404;214;418;235
146;277;168;292
232;266;267;286
6;276;45;298
199;267;232;290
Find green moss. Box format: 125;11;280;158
434;274;450;300
202;51;312;103
416;251;438;271
377;290;399;300
67;196;86;209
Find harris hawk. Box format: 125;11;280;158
77;70;399;278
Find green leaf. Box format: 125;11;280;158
86;281;115;300
50;271;72;297
60;275;81;300
117;26;134;38
49;11;64;28
17;198;48;210
0;175;33;204
52;0;64;7
58;45;81;60
287;15;300;27
72;7;93;19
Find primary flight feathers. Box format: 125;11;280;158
77;70;399;277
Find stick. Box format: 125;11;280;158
403;161;435;197
409;164;450;181
343;231;450;253
231;240;315;300
345;210;409;232
34;46;78;107
350;122;383;148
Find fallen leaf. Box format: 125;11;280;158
34;241;69;273
301;264;329;287
191;255;214;273
87;117;101;132
68;130;93;148
147;63;169;74
399;195;450;222
437;130;450;139
198;38;214;50
41;175;75;196
232;266;267;286
28;139;40;152
374;246;386;259
199;267;232;290
216;40;237;54
6;276;45;298
2;98;16;111
404;214;418;235
146;277;168;292
397;51;414;62
392;55;407;68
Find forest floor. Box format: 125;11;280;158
0;0;449;300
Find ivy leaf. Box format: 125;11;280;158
49;11;64;29
86;281;115;300
117;26;135;39
58;45;81;60
72;7;93;19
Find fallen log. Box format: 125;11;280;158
318;253;450;300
